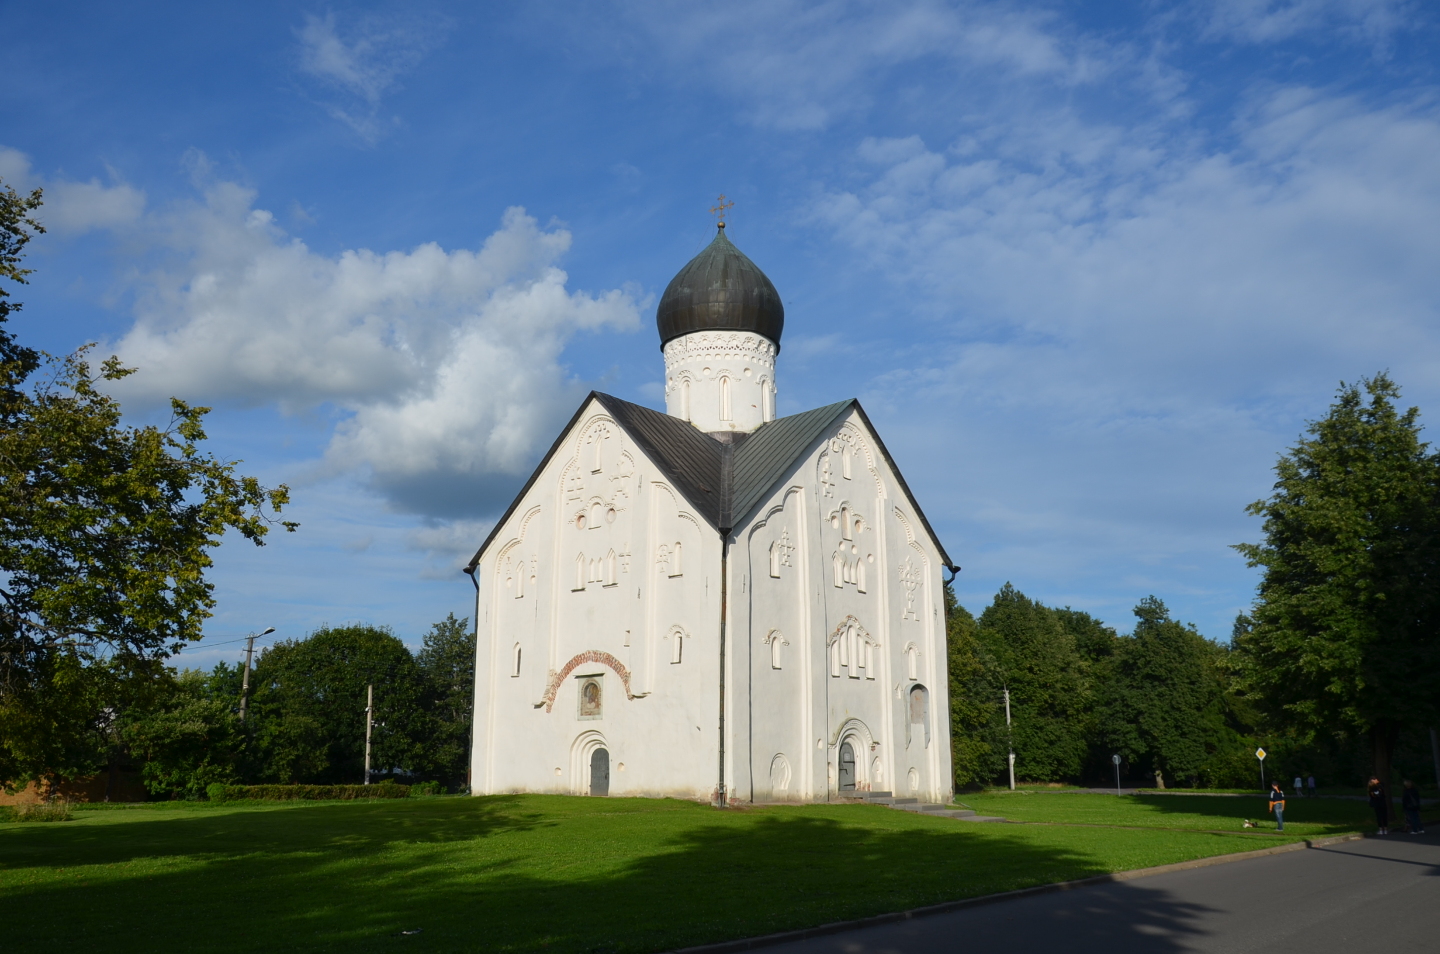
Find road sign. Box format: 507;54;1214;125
1256;748;1267;760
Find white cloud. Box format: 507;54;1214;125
0;147;146;233
600;0;1123;130
294;11;447;142
1200;0;1416;45
815;88;1440;411
106;180;639;518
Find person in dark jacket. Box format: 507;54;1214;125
1401;780;1424;834
1368;777;1389;835
1269;781;1286;831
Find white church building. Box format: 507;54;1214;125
465;223;958;805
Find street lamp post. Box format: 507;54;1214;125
1004;687;1015;791
238;627;275;722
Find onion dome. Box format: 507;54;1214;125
656;225;784;351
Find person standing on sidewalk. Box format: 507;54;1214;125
1401;780;1424;834
1307;774;1316;796
1368;777;1389;835
1294;775;1304;797
1269;782;1286;831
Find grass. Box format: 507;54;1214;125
962;790;1375;836
0;794;1343;954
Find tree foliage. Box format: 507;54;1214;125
1234;374;1440;789
416;613;475;785
973;583;1092;782
0;178;295;785
247;625;429;785
1096;597;1229;786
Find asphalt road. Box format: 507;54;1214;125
760;834;1440;953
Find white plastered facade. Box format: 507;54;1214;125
469;396;953;804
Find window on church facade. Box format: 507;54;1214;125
770;633;783;670
512;644;522;677
719;376;731;421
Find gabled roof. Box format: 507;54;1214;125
466;393;954;570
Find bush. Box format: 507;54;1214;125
411;780;443;796
207;781;410;802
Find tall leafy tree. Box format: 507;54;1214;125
0;181;295;786
944;584;994;789
416;613;474;786
1235;374;1440;795
1098;597;1227;786
974;584;1091;782
248;625;427;784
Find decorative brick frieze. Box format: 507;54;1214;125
537;650;635;712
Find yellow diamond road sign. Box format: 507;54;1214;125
1256;748;1267;760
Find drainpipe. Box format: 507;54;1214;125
717;531;730;807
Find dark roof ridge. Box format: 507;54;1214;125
466;392;953;571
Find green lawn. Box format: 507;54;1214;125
1;794;1334;954
962;791;1374;836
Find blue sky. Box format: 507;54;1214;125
3;0;1438;668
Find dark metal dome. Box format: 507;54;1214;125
656;225;784;351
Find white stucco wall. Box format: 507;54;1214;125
471;400;724;801
730;410;952;805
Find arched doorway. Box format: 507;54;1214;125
589;747;610;796
838;742;856;792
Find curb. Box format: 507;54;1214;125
670;832;1365;954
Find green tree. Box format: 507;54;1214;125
416;613;474;787
944;584;993;789
0;181;295;786
1097;597;1227;787
974;584;1091;782
0;177;43;384
248;625;427;784
121;669;243;799
1235;374;1440;796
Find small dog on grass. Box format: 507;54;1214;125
1242;819;1257;828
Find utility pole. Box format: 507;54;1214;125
364;684;374;786
1112;754;1122;796
238;626;274;722
1004;687;1015;791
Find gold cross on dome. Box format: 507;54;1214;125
710;194;734;225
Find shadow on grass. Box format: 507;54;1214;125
0;797;1232;954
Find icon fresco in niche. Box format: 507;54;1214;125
577;675;603;720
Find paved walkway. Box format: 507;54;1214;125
757;834;1439;953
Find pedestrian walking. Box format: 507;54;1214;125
1368;776;1388;835
1269;781;1286;831
1401;780;1424;835
1293;775;1303;797
1307;774;1316;796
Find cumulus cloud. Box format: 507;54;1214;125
294;11;447;142
0;147;146;233
106;179;638;518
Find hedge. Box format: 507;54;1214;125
206;781;411;802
